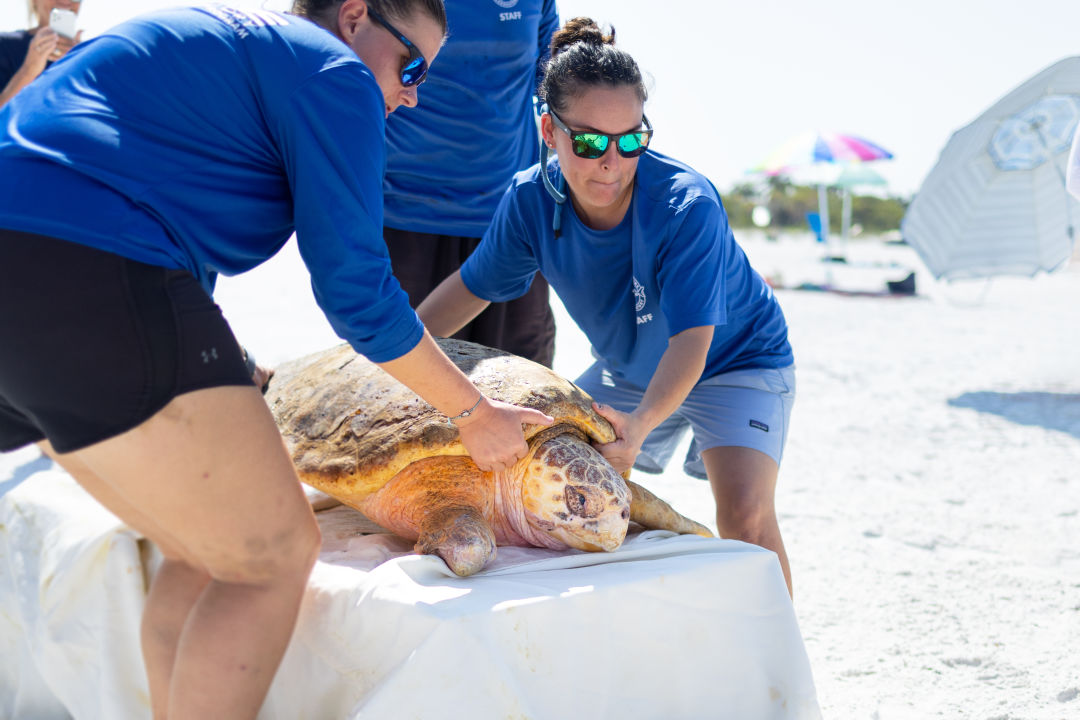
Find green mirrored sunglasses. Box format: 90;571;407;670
549;109;653;159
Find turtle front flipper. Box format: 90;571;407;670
415;505;497;576
626;479;714;538
355;456;499;576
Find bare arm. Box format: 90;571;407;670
377;329;552;472
415;269;490;338
592;325;714;473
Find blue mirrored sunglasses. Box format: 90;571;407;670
549;109;653;159
367;7;428;87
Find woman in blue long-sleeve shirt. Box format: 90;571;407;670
0;1;550;715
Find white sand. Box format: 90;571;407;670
738;236;1080;719
2;233;1078;718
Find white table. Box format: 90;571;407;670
1;464;820;719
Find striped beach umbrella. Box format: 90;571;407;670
752;131;893;246
902;57;1080;280
753;131;894;176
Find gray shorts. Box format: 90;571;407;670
575;363;796;480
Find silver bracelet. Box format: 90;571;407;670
449;395;483;422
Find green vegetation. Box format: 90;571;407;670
721;177;909;235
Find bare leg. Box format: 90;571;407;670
141;558;212;718
51;385;320;719
37;442;210;719
702;446;792;597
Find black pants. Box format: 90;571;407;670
384;226;556;367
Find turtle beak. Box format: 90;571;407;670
547;515;627;552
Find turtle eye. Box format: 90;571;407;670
564;485;603;518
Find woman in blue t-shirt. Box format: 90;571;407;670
419;17;797;595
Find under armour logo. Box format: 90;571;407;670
201;348;219;364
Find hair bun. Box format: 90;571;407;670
550;17;615;57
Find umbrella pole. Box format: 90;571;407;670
840;187;852;258
817;182;834;285
1033;123;1076;248
817;182;830;248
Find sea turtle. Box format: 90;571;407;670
264;338;712;576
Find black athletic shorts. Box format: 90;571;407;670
0;229;254;453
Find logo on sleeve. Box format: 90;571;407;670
207;6;288;38
749;420;770;432
633;277;652;325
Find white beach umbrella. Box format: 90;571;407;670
902;56;1080;280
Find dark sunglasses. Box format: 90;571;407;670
549;109;653;159
367;6;428;87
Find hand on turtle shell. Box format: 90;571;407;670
251;362;275;394
591;402;648;474
454;397;553;472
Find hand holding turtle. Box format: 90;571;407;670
251;362;275;393
591;402;649;474
376;331;554;473
453;396;553;472
240;346;274;393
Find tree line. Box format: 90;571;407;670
720;177;909;235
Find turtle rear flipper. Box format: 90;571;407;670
415;505;497;576
626;479;713;538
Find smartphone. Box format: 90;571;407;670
49;8;78;40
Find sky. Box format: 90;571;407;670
3;0;1079;197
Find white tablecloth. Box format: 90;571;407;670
1;468;820;719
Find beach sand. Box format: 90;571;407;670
2;232;1078;718
738;235;1080;719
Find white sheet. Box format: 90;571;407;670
0;469;149;720
1;469;820;719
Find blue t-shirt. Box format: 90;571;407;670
461;152;793;388
382;0;559;237
0;6;422;363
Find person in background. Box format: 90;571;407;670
418;17;797;596
382;0;560;366
0;0;82;107
0;1;552;716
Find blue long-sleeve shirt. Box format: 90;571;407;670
0;5;422;362
382;0;559;237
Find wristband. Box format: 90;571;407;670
241;347;257;377
449;395;483;422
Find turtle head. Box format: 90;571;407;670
519;432;631;552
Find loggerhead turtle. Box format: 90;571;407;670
264;338;712;576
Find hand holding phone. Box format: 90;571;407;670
49;9;78;40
